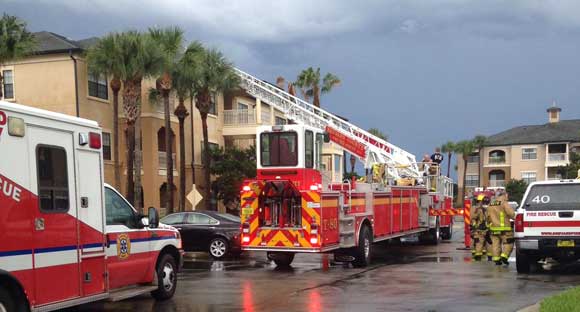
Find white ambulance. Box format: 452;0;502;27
0;101;183;311
515;179;580;273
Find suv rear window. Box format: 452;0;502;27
524;184;580;211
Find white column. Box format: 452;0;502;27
255;98;261;124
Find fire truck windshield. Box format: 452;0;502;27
260;131;298;167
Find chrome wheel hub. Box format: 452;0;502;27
0;302;8;312
364;237;370;258
162;263;175;291
210;240;227;258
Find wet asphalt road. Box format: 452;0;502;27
71;221;580;312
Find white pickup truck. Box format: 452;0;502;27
515;180;580;273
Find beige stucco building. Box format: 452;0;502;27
1;31;345;214
457;106;580;199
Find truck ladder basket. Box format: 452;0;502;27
234;68;420;179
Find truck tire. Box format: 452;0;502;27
209;237;229;260
516;249;532;274
151;254;178;300
420;218;440;245
268;252;295;267
0;286;26;312
441;226;453;240
353;225;373;268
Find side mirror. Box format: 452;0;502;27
148;207;159;229
323;132;331;143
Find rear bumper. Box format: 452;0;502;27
242;244;339;253
517;237;580;256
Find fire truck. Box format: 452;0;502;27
236;69;454;267
0;101;183;312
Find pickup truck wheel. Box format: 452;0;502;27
209;237;229;260
151;254;177;301
516;249;532;274
353;225;373;268
0;286;25;312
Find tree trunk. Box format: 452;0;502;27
446;152;452;178
190;97;196;189
163;91;174;214
0;72;3;100
202;113;212;210
478;149;483;187
126;122;135;204
313;85;320;108
134;116;143;213
461;156;468;207
175;97;189;212
111;78;121;190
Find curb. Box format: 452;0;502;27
517;303;540;312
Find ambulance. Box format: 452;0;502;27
515;179;580;273
0;101;183;311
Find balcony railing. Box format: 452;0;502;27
548;153;567;162
489;180;506;187
158;151;176;169
488;156;506;164
224;109;256;125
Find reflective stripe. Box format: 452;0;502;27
492;256;501;261
500;211;505;227
490;226;511;232
500;253;508;259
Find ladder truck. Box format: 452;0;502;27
235;69;454;267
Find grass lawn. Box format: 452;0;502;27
541;286;580;312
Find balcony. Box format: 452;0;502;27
224;109;256;125
158;151;176;169
489;180;506;187
546;153;568;167
488;156;506;164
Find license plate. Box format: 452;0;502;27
557;240;575;248
242;207;254;215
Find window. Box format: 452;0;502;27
3;70;14;99
275;116;287;125
524;184;580;211
466;153;480;163
334;155;342;178
209;93;218;115
522;172;537;184
305;130;314;168
488;150;506;164
237;102;248;110
465;175;479;187
160;213;185;225
88;72;108;100
260;132;298;167
315;133;324;170
102;132;111;160
186;213;218;225
522;148;537;160
36;146;69;213
105;187;136;226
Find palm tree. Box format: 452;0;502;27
454;140;476;206
172;41;203;212
114;31;164;211
472;135;486;188
87;34;124;190
190;46;239;210
441;141;456;178
294;67;340;107
368;128;388;141
0;14;36;99
149;26;185;214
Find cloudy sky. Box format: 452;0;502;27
4;0;580;172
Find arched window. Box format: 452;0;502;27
159;183;177;210
488;150;506;164
157;127;176;152
489;170;506;187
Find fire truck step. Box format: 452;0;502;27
108;286;158;302
340;230;355;236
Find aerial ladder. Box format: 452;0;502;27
234;68;421;182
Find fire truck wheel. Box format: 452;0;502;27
209;237;229;260
151;254;178;301
441;226;453;240
269;252;295;267
0;286;23;312
353;225;373;268
420;218;440;245
516;249;532;274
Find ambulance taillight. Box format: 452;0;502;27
89;132;101;149
515;213;524;233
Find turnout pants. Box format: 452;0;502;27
473;231;487;257
491;231;514;261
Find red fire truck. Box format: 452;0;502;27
236;70;454;267
0;101;183;312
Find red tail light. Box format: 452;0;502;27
310;223;319;245
515;213;524;233
89;132;102;149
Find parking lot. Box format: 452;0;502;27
70;222;580;312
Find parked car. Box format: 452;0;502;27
161;211;242;259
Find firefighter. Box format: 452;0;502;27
471;194;487;261
481;196;493;261
486;190;516;266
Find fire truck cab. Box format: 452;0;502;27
240;124;454;267
0;101;183;312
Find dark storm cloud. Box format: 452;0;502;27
4;0;580;176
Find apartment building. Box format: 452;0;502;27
457;105;580;198
1;31;345;212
